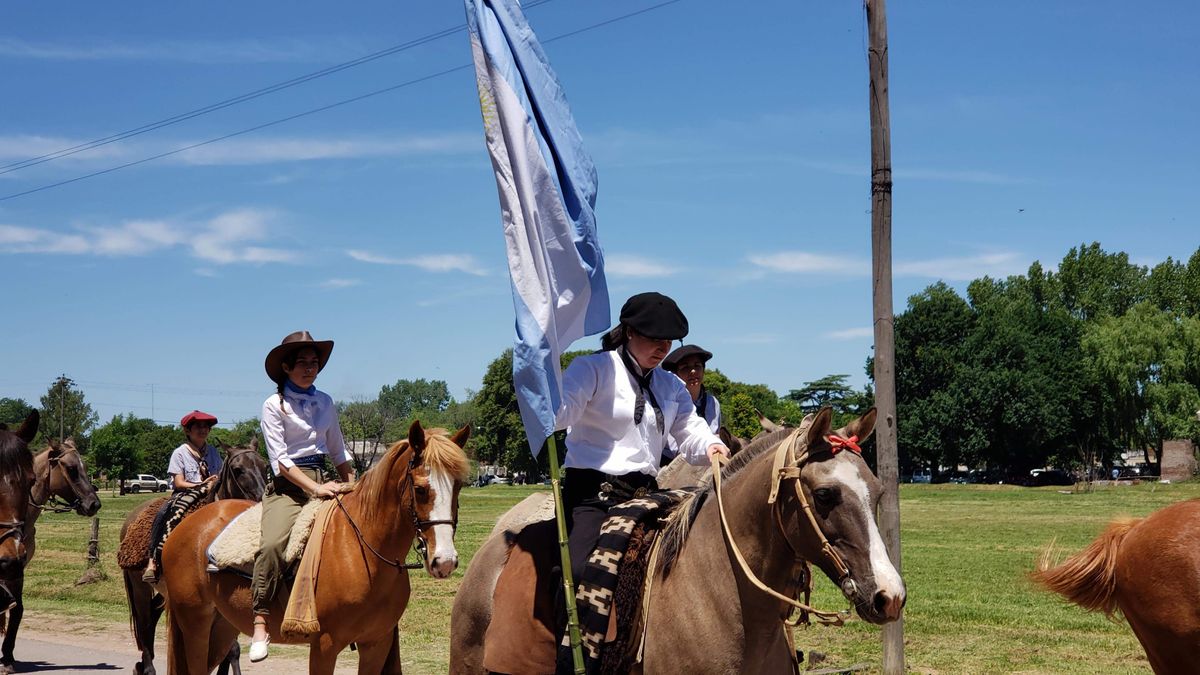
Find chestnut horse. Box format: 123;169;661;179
0;434;102;674
162;421;470;674
450;407;906;674
0;412;38;675
1033;498;1200;674
120;440;268;675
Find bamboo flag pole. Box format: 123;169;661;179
865;0;905;672
546;434;587;674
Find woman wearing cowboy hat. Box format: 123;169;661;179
141;410;223;583
660;344;720;463
249;331;354;662
557;293;729;580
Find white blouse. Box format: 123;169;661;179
556;350;721;477
260;388;349;475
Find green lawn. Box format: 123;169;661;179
24;481;1195;673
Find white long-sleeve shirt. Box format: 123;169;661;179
665;391;721;459
260;387;349;475
556;350;721;477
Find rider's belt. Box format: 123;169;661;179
566;468;657;502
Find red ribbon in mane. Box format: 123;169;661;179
825;434;862;455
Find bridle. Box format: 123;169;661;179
333;448;458;572
34;449;83;514
711;422;863;626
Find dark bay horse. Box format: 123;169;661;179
0;412;38;675
450;407;906;674
162;421;470;675
120;439;268;675
1033;498;1200;674
0;434;102;673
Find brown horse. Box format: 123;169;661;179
120;440;268;675
0;412;38;675
0;434;102;674
162;421;470;674
450;407;905;674
1032;498;1200;674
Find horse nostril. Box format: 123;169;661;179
873;591;889;614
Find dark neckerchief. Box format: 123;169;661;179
186;441;209;480
618;347;664;435
694;386;708;419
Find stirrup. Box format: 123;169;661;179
141;567;158;584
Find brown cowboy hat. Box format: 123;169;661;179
264;331;334;384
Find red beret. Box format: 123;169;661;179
180;410;218;427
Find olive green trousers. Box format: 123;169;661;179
250;467;323;615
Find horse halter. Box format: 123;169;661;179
35;450;82;514
400;452;457;566
767;426;858;598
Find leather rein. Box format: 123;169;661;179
333;450;456;571
709;423;858;627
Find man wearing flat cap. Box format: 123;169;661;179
661;344;720;463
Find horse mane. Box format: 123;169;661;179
0;430;34;484
354;428;470;511
657;426;796;576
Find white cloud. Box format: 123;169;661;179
895;251;1026;281
0;37;356;64
605;254;681;278
747;249;1028;282
746;251;869;275
824;327;874;341
0;134;127;162
0;208;300;264
347;249;487;276
175;134;478;166
319;278;361;289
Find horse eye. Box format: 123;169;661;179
415;485;429;497
813;488;837;505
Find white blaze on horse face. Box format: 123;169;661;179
427;468;458;579
829;461;905;599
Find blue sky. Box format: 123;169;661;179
2;0;1196;428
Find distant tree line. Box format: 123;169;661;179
3;242;1195;482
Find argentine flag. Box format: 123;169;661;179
466;0;610;456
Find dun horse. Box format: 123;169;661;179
450;407;906;674
1033;498;1200;674
120;440;268;675
162;421;470;675
0;430;101;674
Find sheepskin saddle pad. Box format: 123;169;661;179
206;499;332;575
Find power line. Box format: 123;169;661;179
0;0;686;203
0;0;556;177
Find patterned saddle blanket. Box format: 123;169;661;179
569;488;694;673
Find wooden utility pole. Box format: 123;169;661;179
866;0;904;673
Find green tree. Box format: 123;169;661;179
378;379;451;421
0;398;35;426
136;424;186;477
210;418;262;449
37;376;98;450
723;393;761;439
1055;242;1146;321
89;414;157;480
340;398;391;474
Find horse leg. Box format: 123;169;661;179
166;604;215;675
125;568;163;675
307;641;342;675
355;625;403;675
0;577;24;675
205;614;241;674
215;640;242;675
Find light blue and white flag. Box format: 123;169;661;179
466;0;610;456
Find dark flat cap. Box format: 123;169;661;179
619;292;688;341
662;344;713;372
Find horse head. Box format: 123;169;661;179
214;437;267;501
405;420;470;580
39;437;101;517
791;407;905;624
0;412;37;578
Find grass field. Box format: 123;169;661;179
22;480;1197;673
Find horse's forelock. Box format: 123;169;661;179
422;432;470;482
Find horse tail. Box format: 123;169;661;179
121;570;140;645
1030;516;1140;617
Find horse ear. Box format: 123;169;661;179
408;420;426;452
250;436;260;452
756;409;780;434
15;410;39;444
805;407;834;448
717;426;743;455
214;438;228;452
450;424;471;448
836;407;878;443
48;436;61;452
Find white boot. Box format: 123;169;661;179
249;635;270;662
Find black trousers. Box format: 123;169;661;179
557;468;657;674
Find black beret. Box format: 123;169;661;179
619;292;688;341
662;344;713;372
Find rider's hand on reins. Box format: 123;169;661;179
310;481;340;499
707;443;730;463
